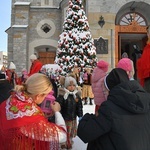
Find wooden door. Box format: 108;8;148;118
38;52;56;65
115;22;147;65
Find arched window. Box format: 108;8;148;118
119;12;146;26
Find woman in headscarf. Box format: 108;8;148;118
0;73;66;150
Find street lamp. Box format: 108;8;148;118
98;16;105;28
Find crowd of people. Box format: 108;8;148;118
1;25;150;150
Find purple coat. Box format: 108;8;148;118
92;67;107;106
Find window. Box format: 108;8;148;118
119;12;146;26
41;23;51;33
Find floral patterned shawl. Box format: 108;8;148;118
0;92;62;150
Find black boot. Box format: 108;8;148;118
84;97;87;105
89;98;93;105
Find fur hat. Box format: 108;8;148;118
104;68;129;91
117;58;132;72
29;54;37;60
64;76;77;88
97;60;109;72
9;62;16;70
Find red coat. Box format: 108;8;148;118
137;43;150;86
6;69;18;87
28;60;43;76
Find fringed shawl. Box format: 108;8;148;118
0;92;63;150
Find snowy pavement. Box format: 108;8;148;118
72;102;95;150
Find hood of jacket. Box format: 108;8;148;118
92;67;107;83
0;80;12;104
108;80;150;114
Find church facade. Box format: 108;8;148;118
6;0;150;74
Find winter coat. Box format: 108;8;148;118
6;70;18;87
83;73;92;85
0;80;13;104
77;80;150;150
56;87;83;121
92;67;107;106
137;43;150;86
28;60;43;76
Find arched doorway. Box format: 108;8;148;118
38;51;56;65
34;46;56;65
115;1;150;78
115;12;147;62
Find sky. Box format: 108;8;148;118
0;0;11;52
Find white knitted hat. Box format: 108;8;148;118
65;76;77;88
29;54;37;60
9;62;16;70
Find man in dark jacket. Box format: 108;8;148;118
77;68;150;150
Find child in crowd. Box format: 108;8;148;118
57;76;83;149
117;58;134;80
18;68;28;84
82;68;94;105
6;62;18;88
91;60;109;115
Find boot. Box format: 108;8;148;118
89;98;93;105
83;97;87;105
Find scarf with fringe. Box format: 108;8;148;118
0;92;62;150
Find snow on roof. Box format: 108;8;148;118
12;25;28;28
14;2;30;6
30;6;59;9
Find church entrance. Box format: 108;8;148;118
38;52;56;65
115;11;148;79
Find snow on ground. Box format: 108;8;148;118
72;101;95;150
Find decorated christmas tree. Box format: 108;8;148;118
55;0;97;74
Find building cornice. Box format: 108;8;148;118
14;2;31;6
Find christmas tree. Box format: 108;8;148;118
55;0;97;74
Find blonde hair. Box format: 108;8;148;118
59;76;65;86
14;73;52;95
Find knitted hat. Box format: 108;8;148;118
97;60;109;72
9;62;16;70
104;68;129;91
121;52;128;58
29;54;37;60
117;58;132;72
64;76;77;88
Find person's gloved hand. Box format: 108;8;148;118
78;117;82;122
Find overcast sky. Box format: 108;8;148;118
0;0;11;52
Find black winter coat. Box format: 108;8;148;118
56;88;83;121
0;80;12;104
77;80;150;150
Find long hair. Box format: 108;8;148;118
14;73;52;95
